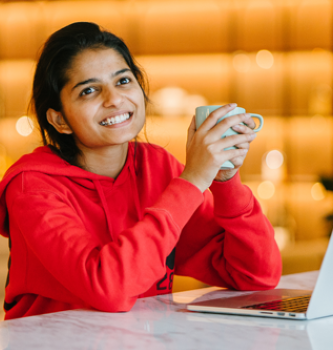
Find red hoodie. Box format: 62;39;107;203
0;142;281;319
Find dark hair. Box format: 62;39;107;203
32;22;149;165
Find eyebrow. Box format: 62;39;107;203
71;68;132;91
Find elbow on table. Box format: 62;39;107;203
89;294;138;313
232;261;282;291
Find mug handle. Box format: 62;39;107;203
249;114;264;132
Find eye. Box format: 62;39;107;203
80;87;96;96
117;77;131;86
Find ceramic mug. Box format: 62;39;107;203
195;106;264;169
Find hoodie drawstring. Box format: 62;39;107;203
93;179;115;241
129;164;143;222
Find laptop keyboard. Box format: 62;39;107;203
242;294;311;313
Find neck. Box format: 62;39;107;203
77;143;130;179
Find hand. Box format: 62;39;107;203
215;111;257;182
180;104;257;192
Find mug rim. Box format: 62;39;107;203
195;105;246;112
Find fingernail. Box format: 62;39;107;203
250;133;257;139
229;103;237;108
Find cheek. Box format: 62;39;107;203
128;85;145;106
134;91;146;113
65;101;98;123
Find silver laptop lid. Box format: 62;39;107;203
306;231;333;319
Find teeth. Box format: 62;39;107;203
100;113;130;126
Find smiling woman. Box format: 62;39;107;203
46;48;146;178
0;22;281;320
32;22;148;175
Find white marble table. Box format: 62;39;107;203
0;271;332;350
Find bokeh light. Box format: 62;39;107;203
256;50;274;69
257;181;275;199
184;94;208;116
274;226;290;251
311;182;325;201
232;52;251;73
310;114;326;127
16;116;34;136
266;150;284;169
151;87;209;117
151;87;188;117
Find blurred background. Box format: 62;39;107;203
0;0;333;313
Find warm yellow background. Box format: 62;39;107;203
0;0;332;311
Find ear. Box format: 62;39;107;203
46;108;73;135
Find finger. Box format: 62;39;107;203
228;155;246;168
234;141;251;150
225;145;251;168
208;113;255;141
232;122;255;134
218;148;248;164
215;132;256;150
198;103;237;132
242;116;256;130
186;116;196;148
234;134;255;149
227;140;251;167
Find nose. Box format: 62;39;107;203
102;85;123;108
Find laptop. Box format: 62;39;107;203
187;231;333;320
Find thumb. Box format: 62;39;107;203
186;116;196;147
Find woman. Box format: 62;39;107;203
0;22;281;319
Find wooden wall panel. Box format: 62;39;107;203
0;2;44;59
287;117;333;177
231;52;285;115
0;60;36;118
236;0;284;51
287;182;333;240
137;54;231;107
290;0;332;50
288;51;333;115
44;1;130;44
0;117;40;163
136;1;229;54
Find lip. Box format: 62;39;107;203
99;110;132;123
99;111;133;127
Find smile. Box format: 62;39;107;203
100;113;132;126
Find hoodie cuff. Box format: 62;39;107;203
209;171;253;217
150;177;204;230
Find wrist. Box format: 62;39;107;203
179;172;209;193
214;169;238;182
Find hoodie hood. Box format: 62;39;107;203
0;144;139;239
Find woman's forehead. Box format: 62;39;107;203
67;48;130;80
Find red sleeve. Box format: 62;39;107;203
6;175;203;312
174;171;282;290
